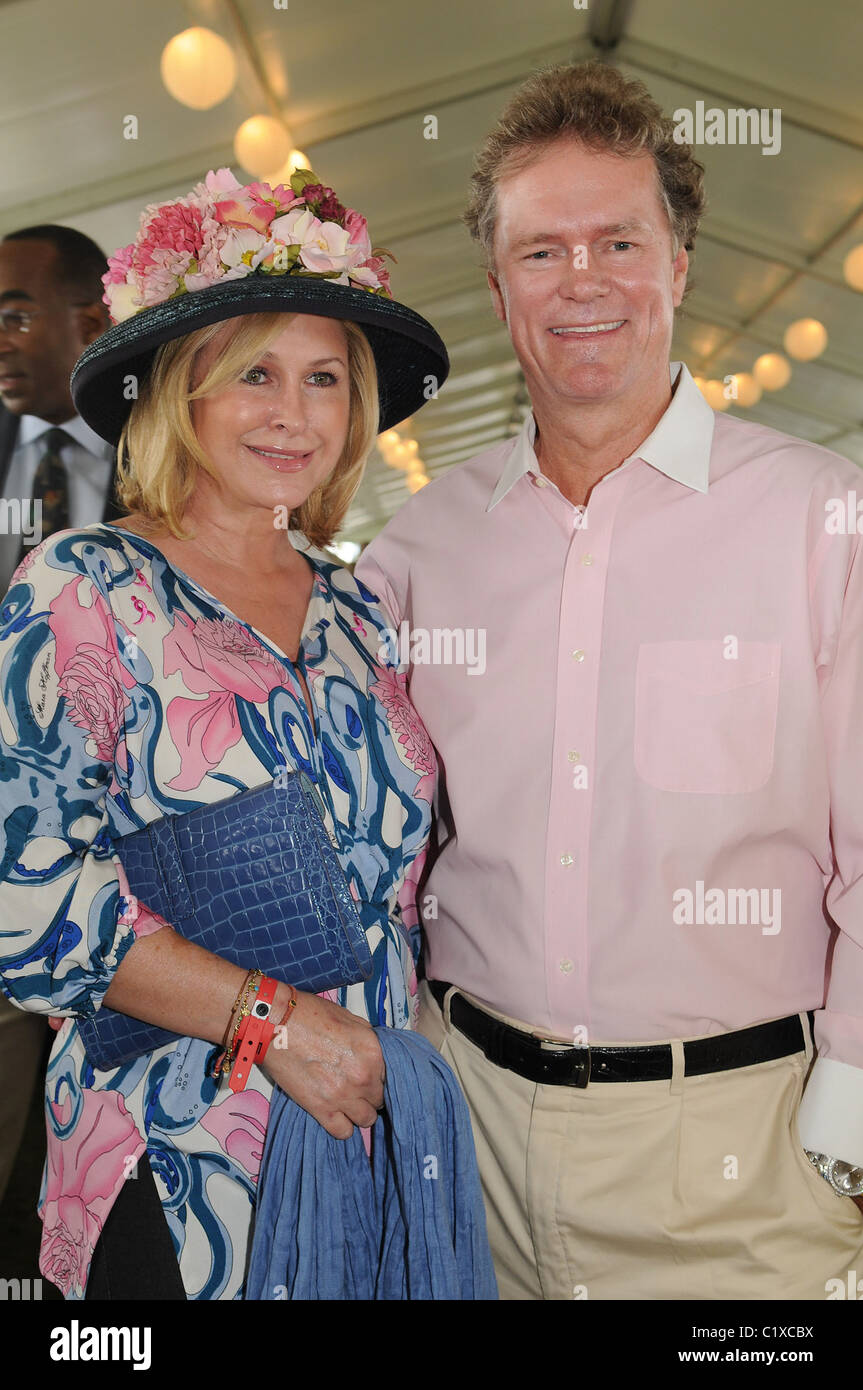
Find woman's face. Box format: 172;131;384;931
189;313;352;522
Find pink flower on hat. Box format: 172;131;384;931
220;225;269;271
100;165;395;324
354;253;393;296
200;167;243;195
299;220;360;275
135;200;204;272
213;194;276;236
103;243;134;287
344;209;372;261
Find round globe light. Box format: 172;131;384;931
390;442;411;468
728;372;763;407
161;28;237;111
704;379;730;411
264;149;312;187
783;318;828;361
234;116;291;178
753;352;792;390
843;245;863;292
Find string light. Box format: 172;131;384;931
264;150;313;185
234;116;292;178
703;380;730;411
753;352;792;390
728;372;762;407
161;28;237;110
784;318;828;361
843;245;863;292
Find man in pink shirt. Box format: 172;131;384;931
356;61;863;1299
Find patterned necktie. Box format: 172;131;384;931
18;426;71;564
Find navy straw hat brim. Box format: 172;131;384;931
71;274;449;444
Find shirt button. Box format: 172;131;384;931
582;553;593;566
533;475;548;488
568;750;580;762
559;958;574;973
571;650;586;662
560;853;574;866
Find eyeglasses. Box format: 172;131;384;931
0;308;43;334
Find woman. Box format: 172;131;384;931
0;167;448;1299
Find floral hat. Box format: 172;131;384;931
71;166;449;443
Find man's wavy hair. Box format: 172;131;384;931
463;61;706;298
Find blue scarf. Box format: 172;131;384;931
245;1027;498;1300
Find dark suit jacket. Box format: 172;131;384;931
0;403;122;523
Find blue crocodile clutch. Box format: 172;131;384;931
77;771;372;1070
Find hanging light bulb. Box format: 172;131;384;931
264;149;313;186
406;474;429;493
234;116;292;178
783;318;828;361
753;352;791;390
728;373;762;407
160;28;237;110
378;429;401;455
389;442;411;468
843;245;863;291
703;380;729;411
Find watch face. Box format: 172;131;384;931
833;1162;863;1197
253;1001;270;1019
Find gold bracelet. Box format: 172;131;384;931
212;968;263;1077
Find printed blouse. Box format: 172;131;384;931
0;523;435;1299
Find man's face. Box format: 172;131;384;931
0;240;103;421
487;138;688;411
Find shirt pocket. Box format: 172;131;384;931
634;639;781;794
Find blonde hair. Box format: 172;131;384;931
464;61;706;294
117;311;379;548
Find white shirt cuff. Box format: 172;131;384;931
797;1057;863;1166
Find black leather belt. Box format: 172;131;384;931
428;979;813;1088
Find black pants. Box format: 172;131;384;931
86;1154;186;1300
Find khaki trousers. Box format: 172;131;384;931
417;980;863;1300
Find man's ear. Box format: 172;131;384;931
671;245;689;309
487;269;507;324
74;300;109;348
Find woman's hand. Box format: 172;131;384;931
98;929;384;1140
261;985;385;1139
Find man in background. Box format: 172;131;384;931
0;223;118;1204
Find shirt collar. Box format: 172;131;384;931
17;412;111;458
486;361;714;512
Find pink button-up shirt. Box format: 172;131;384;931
356;362;863;1164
